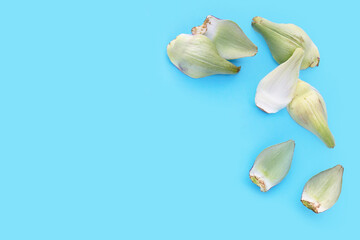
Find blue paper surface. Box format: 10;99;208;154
0;0;358;239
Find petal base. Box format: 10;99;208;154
250;175;268;192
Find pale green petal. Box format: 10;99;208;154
301;165;344;213
192;15;258;59
255;48;304;113
287;80;335;148
252;17;320;70
250;140;295;192
167;34;240;78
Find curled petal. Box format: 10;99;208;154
167;34;240;78
252;16;320;70
250;140;295;192
192;15;258;59
287;80;335;148
301;165;344;213
255;48;304;113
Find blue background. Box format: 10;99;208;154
0;0;358;239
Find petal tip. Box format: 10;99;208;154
251;16;262;25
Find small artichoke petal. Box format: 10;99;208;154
167;34;240;78
192;15;258;59
287;80;335;148
301;165;344;213
250;140;295;192
255;48;304;113
252;16;320;70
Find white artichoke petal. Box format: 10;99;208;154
255;48;304;113
167;34;240;78
301;165;344;213
252;16;320;70
192;15;258;60
287;80;335;148
250;140;295;192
